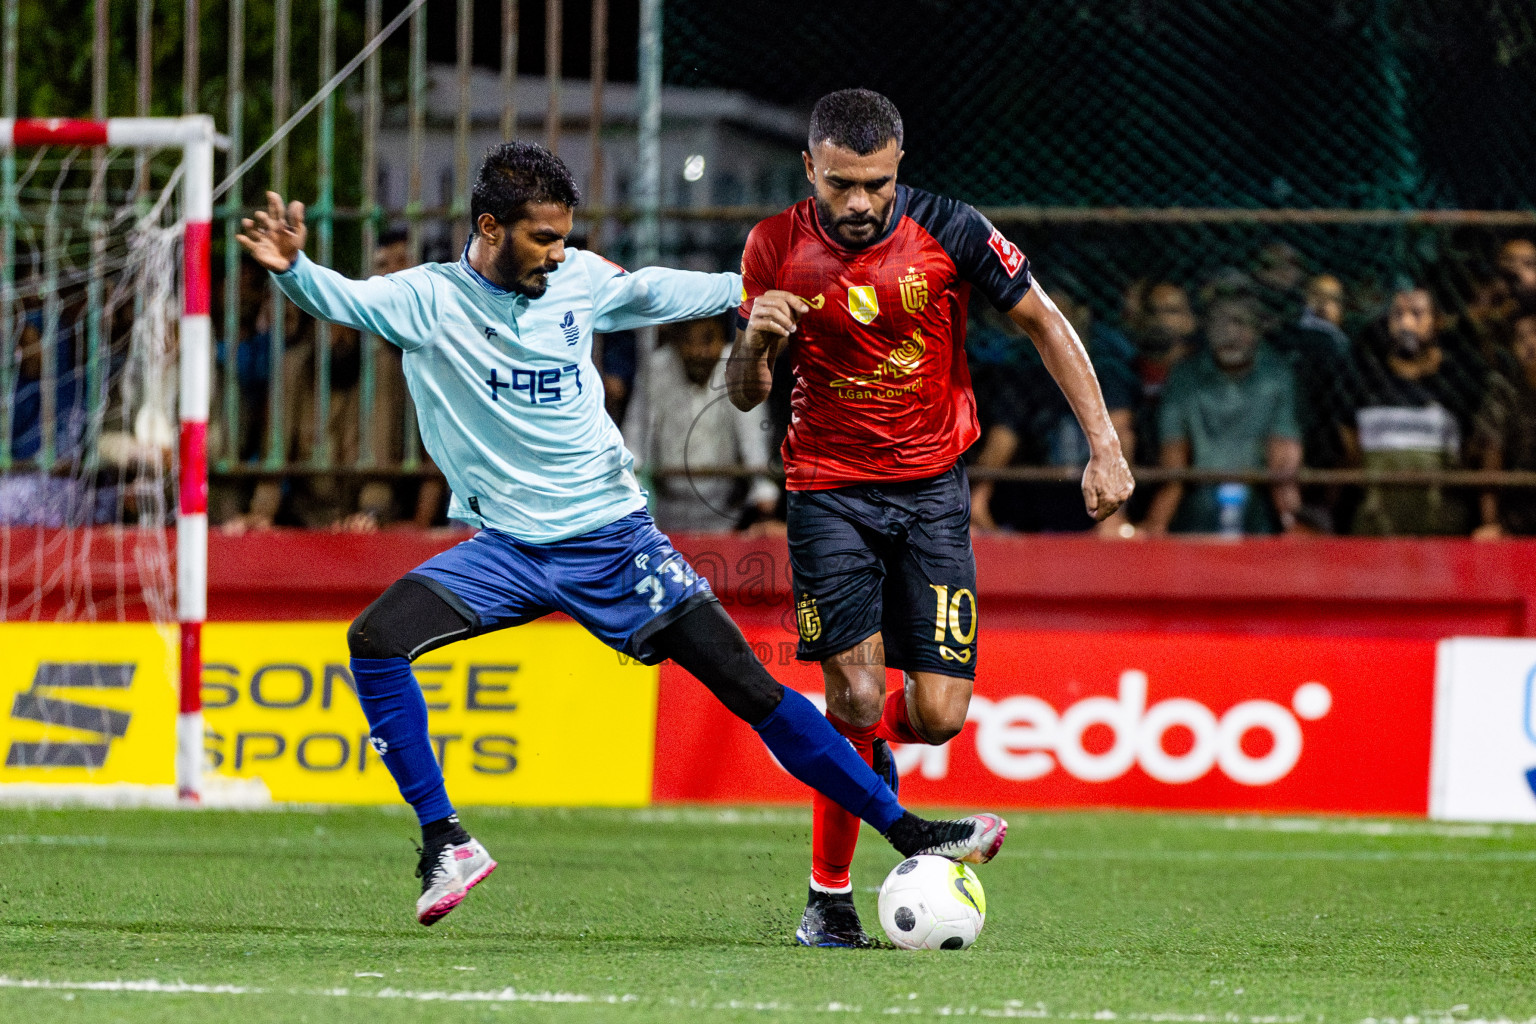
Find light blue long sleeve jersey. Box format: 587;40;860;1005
273;249;742;543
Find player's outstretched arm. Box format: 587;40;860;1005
1009;286;1135;521
725;291;807;411
590;264;743;333
238;190;433;351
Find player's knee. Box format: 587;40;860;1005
842;690;885;729
911;689;968;745
821;654;885;727
346;607;407;661
347;577;474;663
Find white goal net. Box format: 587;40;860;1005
1;117;214;801
1;142;182;626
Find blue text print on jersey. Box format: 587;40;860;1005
486;363;583;404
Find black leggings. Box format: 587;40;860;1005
347;578;784;725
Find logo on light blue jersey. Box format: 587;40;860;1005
560;310;579;345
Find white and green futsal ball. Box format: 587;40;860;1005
877;854;986;950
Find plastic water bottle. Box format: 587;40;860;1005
1216;482;1249;538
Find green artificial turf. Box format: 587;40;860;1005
1;805;1534;1023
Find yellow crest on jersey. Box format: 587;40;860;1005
899;269;929;314
846;285;879;324
796;594;822;643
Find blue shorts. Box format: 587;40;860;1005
407;510;715;664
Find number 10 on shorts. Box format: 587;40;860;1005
929;585;978;645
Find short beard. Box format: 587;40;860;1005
492;239;557;298
1391;333;1426;360
814;197;885;250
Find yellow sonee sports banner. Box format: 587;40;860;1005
0;623;178;785
202;622;659;805
0;622;660;806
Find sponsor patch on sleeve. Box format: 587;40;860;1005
986;228;1026;278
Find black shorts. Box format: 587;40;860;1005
786;461;978;678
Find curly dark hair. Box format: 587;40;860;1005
807;88;903;155
471;142;581;230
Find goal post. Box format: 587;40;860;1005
0;115;215;802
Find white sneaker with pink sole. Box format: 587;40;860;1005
415;837;497;925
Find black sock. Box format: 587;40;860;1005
882;812;970;858
422;814;471;848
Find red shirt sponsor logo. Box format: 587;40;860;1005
987;228;1025;278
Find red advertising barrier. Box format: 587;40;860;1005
9;530;1536;637
654;627;1437;815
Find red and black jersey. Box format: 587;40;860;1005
738;185;1033;490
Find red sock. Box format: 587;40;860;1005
874;688;924;745
810;712;877;891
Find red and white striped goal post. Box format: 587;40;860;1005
1;116;217;802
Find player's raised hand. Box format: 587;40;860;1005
236;191;307;273
1082;447;1135;522
746;290;810;349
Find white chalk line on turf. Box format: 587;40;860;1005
994;847;1536;863
1200;817;1526;840
0;977;636;1004
7;979;1532;1024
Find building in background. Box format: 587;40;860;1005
369;69;807;269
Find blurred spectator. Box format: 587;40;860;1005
220;302;311;534
1251;241;1307;324
373;227;410;277
1462;275;1516;366
367;227;445;529
597;329;638;425
1295;274;1348;353
971;291;1137;534
1121;278;1151;332
1499;238;1536;317
1128;282;1198;467
623;314;780;534
218;258;275;462
288;323;370;528
1338;286;1481;536
0;312;96;526
1473;313;1536;537
209;259;270;525
1274;273;1353;529
1142;288;1302;536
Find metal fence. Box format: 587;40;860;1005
4;1;1536;534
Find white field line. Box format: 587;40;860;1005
0;833;306;851
4;979;1533;1023
1198;817;1527;840
993;847;1536;863
0;977;636;1004
0;779;272;809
